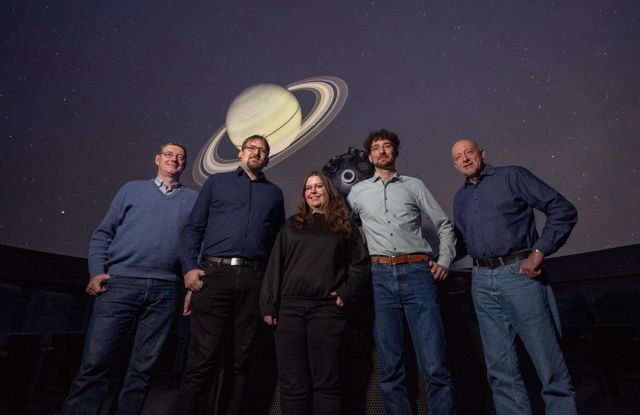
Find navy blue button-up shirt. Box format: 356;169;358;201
453;164;577;259
180;167;285;272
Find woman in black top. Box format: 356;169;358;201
260;170;370;415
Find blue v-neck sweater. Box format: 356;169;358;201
88;179;198;281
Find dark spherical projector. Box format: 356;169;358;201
322;147;374;196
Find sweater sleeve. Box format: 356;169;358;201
180;177;213;272
334;222;371;304
87;184;128;277
259;221;289;317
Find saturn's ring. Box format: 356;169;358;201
192;76;348;185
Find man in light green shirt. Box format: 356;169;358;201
348;129;457;415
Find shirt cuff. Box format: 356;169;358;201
182;261;200;274
437;255;452;269
260;304;278;317
534;240;554;257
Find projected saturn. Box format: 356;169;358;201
192;76;348;185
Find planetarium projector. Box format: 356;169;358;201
322;147;374;196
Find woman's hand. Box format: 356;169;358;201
330;291;344;307
263;315;278;326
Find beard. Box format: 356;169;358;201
245;157;265;171
373;155;395;170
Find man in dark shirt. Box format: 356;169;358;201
177;135;285;415
451;139;578;415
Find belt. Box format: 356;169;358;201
370;254;431;265
202;256;265;270
473;251;530;269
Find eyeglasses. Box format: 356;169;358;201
160;152;185;161
242;145;268;155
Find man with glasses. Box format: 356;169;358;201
60;142;198;415
177;135;285;415
347;129;457;415
450;139;578;415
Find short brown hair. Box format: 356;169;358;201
363;129;400;156
241;135;270;156
158;141;187;160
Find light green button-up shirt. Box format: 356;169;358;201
347;172;456;268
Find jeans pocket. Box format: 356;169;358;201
409;260;430;273
505;260;526;276
200;262;216;276
101;275;126;290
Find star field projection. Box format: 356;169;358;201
1;0;639;258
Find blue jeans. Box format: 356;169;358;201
471;261;578;415
61;276;178;415
371;261;456;415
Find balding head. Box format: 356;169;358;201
451;139;486;182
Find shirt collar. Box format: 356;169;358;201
235;166;266;182
155;177;183;194
463;163;495;186
372;171;402;184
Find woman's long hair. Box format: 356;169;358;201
294;171;351;235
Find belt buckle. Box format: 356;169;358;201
230;258;242;266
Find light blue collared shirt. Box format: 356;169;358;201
347;172;456;268
155;177;183;195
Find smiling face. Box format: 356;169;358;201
368;138;397;170
304;174;327;212
451;139;486;182
155;144;186;179
238;137;269;174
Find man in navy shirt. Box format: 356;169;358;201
177;135;285;415
451;139;578;415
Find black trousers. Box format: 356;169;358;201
177;263;263;415
274;299;347;415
